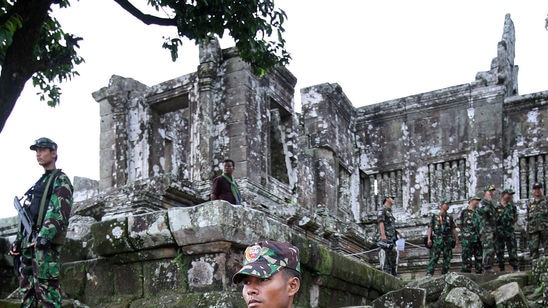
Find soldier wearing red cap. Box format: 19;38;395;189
233;240;301;308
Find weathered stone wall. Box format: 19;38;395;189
1;14;547;307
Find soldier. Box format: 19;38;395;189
233;240;301;308
477;184;497;273
495;188;519;272
527;182;547;259
377;194;403;277
426;198;459;277
8;137;73;308
458;195;483;273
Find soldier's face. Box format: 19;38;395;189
470;200;479;209
501;193;513;202
35;147;56;169
533;188;542;198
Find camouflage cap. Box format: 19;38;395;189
232;240;301;284
30;137;57;151
532;182;543;189
384;193;395;199
501;188;515;195
441;198;451;205
483;184;496;191
468;195;482;202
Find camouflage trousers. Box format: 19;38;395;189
18;245;62;308
460;236;482;273
528;231;548;260
426;236;453;275
481;231;495;270
381;246;398;276
495;229;518;270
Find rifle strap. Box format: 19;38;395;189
36;169;60;228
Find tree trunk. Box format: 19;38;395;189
0;0;53;133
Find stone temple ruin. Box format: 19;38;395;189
1;14;547;307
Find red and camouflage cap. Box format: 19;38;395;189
232;240;301;284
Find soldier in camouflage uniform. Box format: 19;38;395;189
426;198;459;276
476;184;497;273
527;182;548;259
495;188;519;272
377;194;403;277
9;138;73;308
458;195;483;273
232;240;301;308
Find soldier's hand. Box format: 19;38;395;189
35;237;50;250
381;235;387;242
8;242;20;256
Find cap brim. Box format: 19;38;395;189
232;262;282;284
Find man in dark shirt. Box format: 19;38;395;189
211;159;242;204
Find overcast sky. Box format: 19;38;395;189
1;0;547;218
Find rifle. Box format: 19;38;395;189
13;196;35;241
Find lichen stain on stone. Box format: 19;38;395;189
111;226;123;239
188;257;215;286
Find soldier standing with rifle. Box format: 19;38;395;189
458;195;483;274
8;137;73;308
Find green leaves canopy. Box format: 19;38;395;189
0;0;289;132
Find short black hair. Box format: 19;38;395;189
223;159;235;167
280;267;302;281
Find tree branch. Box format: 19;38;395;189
112;0;177;26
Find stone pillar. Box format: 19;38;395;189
189;39;221;183
92;75;148;191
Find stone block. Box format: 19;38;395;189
407;275;447;303
127;211;174;250
442;287;482;308
371;287;426;308
91;217;134;256
82;258;116;306
441;272;494;306
128;292;243;308
143;258;188;296
479;271;529;292
61;261;87;299
112;262;143;300
493;282;528;307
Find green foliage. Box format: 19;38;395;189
0;0;288;129
31;14;84;107
148;0;290;76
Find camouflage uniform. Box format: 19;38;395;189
458;206;482;273
15;169;73;308
377;206;398;276
477;197;497;271
495;199;518;271
527;195;548;259
426;212;456;275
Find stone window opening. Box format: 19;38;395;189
360;170;402;214
519;153;547;199
427;159;466;203
268;107;291;185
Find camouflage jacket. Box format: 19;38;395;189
495;201;517;231
458;207;480;241
477;198;496;233
527;196;547;233
377;206;397;242
17;169;73;246
430;212;455;237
